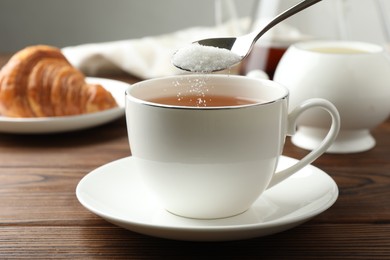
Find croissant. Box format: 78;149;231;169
0;45;117;117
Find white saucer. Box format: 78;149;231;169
76;156;338;241
0;77;128;134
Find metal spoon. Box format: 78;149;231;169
173;0;322;72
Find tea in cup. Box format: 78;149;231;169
274;41;390;153
125;75;340;219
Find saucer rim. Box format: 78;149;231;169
76;155;338;239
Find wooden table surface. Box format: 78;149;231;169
0;54;389;259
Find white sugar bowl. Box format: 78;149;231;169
274;41;390;153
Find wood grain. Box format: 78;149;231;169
1;225;390;259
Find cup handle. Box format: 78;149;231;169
267;98;340;189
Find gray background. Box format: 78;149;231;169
0;0;253;52
0;0;387;53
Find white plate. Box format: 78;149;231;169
0;77;129;134
76;156;338;241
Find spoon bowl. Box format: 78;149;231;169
173;0;323;72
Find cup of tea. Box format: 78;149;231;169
274;41;390;153
125;75;340;219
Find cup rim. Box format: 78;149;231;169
293;40;384;55
126;74;289;110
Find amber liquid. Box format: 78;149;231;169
241;45;287;79
148;95;260;107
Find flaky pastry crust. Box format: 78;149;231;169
0;45;117;117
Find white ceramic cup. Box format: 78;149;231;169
274;41;390;153
125;75;340;219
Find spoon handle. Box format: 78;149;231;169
253;0;323;42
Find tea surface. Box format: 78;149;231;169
148;94;260;107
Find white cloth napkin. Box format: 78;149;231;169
62;21;247;79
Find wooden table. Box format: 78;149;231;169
0;54;389;259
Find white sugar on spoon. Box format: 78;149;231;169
172;0;322;73
172;43;242;73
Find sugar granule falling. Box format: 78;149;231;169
172;44;242;73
